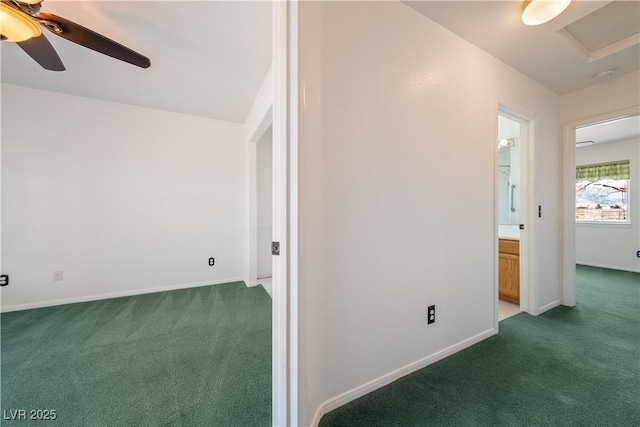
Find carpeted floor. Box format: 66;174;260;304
1;282;271;427
319;265;640;426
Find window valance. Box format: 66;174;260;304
576;160;630;181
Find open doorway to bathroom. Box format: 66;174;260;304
497;107;531;322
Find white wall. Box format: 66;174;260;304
297;2;561;425
1;84;246;311
244;64;273;287
560;71;640;125
575;138;640;272
256;127;273;278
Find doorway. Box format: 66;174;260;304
256;126;274;296
562;106;640;306
496;104;533;324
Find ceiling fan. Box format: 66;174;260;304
0;0;150;71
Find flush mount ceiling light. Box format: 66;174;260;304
576;140;595;147
593;68;617;80
0;2;41;42
522;0;572;26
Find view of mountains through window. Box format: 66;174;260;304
576;178;629;222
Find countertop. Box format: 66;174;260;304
498;231;520;241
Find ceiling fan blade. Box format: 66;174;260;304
16;33;65;71
35;12;150;69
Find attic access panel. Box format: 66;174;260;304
557;1;640;62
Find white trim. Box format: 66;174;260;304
555;28;590;59
309;328;497;427
246;141;258;287
244;64;274;292
272;1;296;425
589;33;640;63
576;222;632;228
556;29;640;63
495;100;537;319
577;262;640;274
246;64;275;144
0;277;245;313
562;106;640;308
562;122;577;307
538;299;561;314
525;113;538;315
0;92;2;286
493;102;500;332
288;1;300;426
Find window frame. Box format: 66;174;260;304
575;160;631;225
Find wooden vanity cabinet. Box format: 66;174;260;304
499;239;519;304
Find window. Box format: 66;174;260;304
576;161;630;223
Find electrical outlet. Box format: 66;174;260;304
427;305;436;324
54;271;63;281
208;257;215;266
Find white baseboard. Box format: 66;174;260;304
1;277;245;313
310;327;497;427
538;299;561;314
246;281;259;287
576;262;640;274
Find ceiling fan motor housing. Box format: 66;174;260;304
13;0;42;16
39;18;63;34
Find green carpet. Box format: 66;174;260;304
320;265;640;426
1;282;271;427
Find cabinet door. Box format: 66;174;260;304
499;253;519;304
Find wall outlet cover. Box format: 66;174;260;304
427;305;436;324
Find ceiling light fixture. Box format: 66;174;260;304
593;68;617;80
522;0;572;26
576;140;595;147
499;138;515;148
0;2;41;42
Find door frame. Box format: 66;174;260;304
495;100;537;329
246;3;298;423
246;92;273;289
273;1;298;425
561;105;640;307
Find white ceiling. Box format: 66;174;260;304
3;1;638;121
576;114;640;146
404;0;640;95
1;0;272;123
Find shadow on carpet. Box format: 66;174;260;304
1;282;271;427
